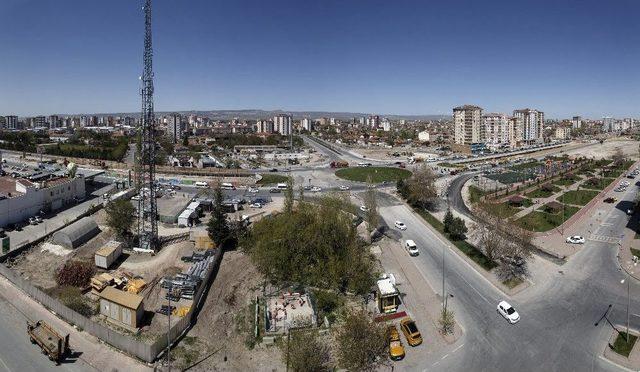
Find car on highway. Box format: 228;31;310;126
311;186;322;192
388;325;405;361
394;221;407;230
405;240;419;256
269;168;278;172
269;188;281;193
303;185;312;190
566;236;585;244
339;185;350;191
400;317;422;346
497;300;520;324
360;205;370;213
250;203;262;209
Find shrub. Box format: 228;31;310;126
56;261;95;287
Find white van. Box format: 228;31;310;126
405;240;419;256
194;181;209;189
221;182;235;190
276;183;288;190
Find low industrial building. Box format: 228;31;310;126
52;217;100;249
0;175;86;228
94;241;123;269
98;287;144;329
157;195;192;224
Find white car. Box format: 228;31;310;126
311;186;322;192
394;221;407;230
497;300;520;324
248;187;259;194
360;205;370;213
405;240;419;256
565;235;585;244
250;203;262;209
339;185;350;191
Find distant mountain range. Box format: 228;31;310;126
65;109;449;121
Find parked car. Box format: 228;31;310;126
35;216;43;223
405;240;419;256
604;197;617;203
29;217;38;225
248;187;259;194
388;325;405;361
250;203;262;209
311;186;322;192
400;317;422;346
269;168;278;172
269;188;281;193
394;221;407;230
303;185;312;190
360;205;370;213
497;300;520;324
566;235;585;244
628;209;634;216
339;185;350;191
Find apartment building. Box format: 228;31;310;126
482;113;509;148
273;114;292;135
453;105;483;145
513;108;544;144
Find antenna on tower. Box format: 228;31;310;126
135;0;158;253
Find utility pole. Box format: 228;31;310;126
621;261;637;343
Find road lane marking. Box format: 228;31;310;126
0;354;11;372
452;343;464;353
441;353;449;360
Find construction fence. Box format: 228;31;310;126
0;245;224;363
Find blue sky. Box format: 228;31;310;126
1;0;639;118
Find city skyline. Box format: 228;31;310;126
1;0;639;118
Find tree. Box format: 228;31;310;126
363;177;379;232
182;133;189;147
438;308;455;335
612;147;626;167
405;165;438;209
243;196;376;295
443;209;454;232
494;224;535;282
334;310;387;371
283;331;331;372
105;198;135;239
448;217;467;240
56;261;95;287
284;176;294;213
207;184;232;249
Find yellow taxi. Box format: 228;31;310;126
388;325;405;360
400;317;423;346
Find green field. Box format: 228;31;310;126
469;185;488;203
612;332;637;357
481;199;531;218
335;167;412;183
486;171;536;185
257;174;289;185
557;190;599;206
581;178;615;191
526;184;560;199
515;205;579;232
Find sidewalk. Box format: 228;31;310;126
0;275;151;372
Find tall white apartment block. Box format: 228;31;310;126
273;114;292;135
301;118;312;132
482;113;509;147
453;105;483;145
255;120;274;133
513;108;544;144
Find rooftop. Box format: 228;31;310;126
99;286;144;310
453;104;483;111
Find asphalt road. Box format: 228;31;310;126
0;293;89;372
381;175;640;371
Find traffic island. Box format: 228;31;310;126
603;329;640;370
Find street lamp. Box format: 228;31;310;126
621;261;638;343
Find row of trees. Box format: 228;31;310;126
396;165;438;209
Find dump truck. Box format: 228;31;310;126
27;320;69;364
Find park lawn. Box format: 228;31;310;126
335;166;412;183
526;185;560;199
257;174;289;185
611;332;637;357
486;171;536;185
469;185;488;204
437;162;464;168
557;190;599;206
481;202;521;218
552;177;578;187
515;205;579;232
510;161;541;171
414;209;497;270
581;178;616;191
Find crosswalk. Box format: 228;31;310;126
588;234;621;244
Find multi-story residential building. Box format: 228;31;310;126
602;117;615;132
367;115;380;128
166;113;186;143
555;125;571;140
301;118;312;132
48;115;59;129
0;117;5;129
572;116;582;129
32;116;46;128
482;113;509;148
273;114;292;135
417;131;430;142
453;105;483;145
4;116;18;130
507;117;521;147
124;117;135;127
513;108;544;144
381;118;391;132
255;120;274;134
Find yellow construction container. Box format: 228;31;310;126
194;235;215;250
173;306;191;317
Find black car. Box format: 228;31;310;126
270;168;278;172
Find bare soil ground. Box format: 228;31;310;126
172;250;283;372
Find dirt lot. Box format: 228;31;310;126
172;250;283;371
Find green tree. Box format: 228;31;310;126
284;176;294;213
405;165;438;209
443;208;454;233
448;217;467;240
105;198;135;239
182;133;189;147
283;331;331;372
438;308;455;335
334;310;387;371
207;184;232;248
